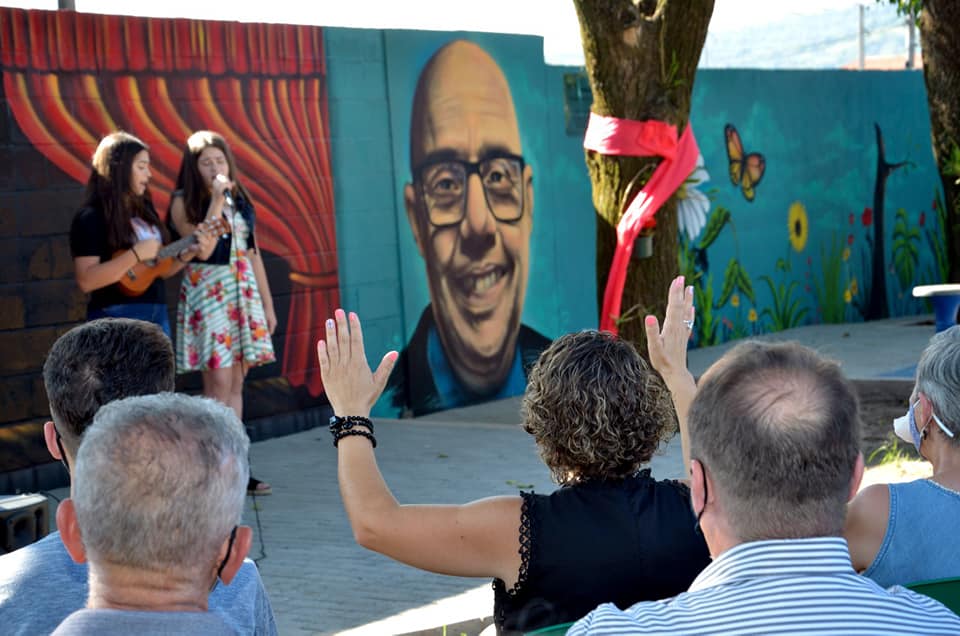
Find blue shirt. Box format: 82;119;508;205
426;321;526;410
568;537;960;635
0;531;277;636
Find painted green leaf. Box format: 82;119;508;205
715;258;739;308
699;206;731;250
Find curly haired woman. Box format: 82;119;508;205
318;276;710;635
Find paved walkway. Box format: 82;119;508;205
42;315;939;635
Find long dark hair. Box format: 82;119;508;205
171;130;253;225
83;131;166;252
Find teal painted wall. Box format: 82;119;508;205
325;29;944;415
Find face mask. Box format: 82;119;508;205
893;401;922;452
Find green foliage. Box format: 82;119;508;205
695;273;720;346
698;206;731;250
926;190;950;284
760;275;809;332
505;480;534;490
892;207;921;292
880;0;922;25
715;258;753;308
944;144;960;185
814;234;847;323
867;435;915;466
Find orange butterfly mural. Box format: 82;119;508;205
725;123;766;202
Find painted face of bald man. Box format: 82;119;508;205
404;41;534;396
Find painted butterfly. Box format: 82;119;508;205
725;123;765;202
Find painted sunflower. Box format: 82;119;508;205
788;202;809;252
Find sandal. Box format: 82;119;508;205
247;477;272;496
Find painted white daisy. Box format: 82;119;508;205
677;153;710;241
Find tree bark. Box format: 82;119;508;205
574;0;714;350
918;1;960;282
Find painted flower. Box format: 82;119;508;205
731;293;740;308
862;207;873;227
850;277;859;296
847;234;854;246
844;289;852;304
788;201;809;252
748;308;758;322
848;213;855;226
677;153;711;241
842;247;851;262
722;317;733;330
919;212;926;227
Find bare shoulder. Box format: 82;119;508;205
845;483;891;572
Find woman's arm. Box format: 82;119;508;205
170;195;219;261
249;249;277;334
644;275;697;477
319;309;524;586
73;238;161;293
844;483;890;572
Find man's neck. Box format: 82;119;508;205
87;562;210;613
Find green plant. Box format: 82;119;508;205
867;435;914;466
814;234;847;323
694;273;720;346
925;190;950;285
759;269;809;332
891;207;921;293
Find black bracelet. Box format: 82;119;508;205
131;246;142;262
333;429;376;448
328;415;374;435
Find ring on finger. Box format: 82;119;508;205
683;319;695;330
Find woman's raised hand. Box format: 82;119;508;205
317;309;398;417
645;275;695;384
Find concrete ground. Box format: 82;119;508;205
38;315;941;635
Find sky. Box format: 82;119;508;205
2;0;909;67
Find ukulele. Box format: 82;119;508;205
116;216;230;297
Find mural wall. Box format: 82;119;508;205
0;8;947;487
0;8;342;487
680;70;943;347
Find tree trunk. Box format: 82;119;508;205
919;1;960;282
574;0;714;350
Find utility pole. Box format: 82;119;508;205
58;0;75;9
906;8;917;68
858;4;866;70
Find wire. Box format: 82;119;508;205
248;488;268;566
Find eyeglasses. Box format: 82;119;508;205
415;154;526;227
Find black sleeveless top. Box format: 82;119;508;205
492;469;711;635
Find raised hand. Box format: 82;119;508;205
644;275;696;476
644;275;695;385
317;309;398;417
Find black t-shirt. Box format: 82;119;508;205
69;205;165;310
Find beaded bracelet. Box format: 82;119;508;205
328;415;374;435
333;428;377;448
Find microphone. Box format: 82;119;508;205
216;174;234;208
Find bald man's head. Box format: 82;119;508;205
409;40;521;168
403;40;535;397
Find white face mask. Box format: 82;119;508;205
892;401;921;451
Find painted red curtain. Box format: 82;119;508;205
1;7;338;396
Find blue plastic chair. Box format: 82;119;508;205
524;622;575;636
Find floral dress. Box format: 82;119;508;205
176;208;275;372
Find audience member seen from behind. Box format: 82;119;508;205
317;277;710;635
51;394;252;635
569;335;960;635
846;325;960;586
0;318;277;636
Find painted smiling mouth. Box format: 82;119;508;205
455;264;511;298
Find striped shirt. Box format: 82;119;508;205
567;537;960;635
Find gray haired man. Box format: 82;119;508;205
52;393;251;635
0;318;276;635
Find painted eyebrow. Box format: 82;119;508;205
417;144;520;166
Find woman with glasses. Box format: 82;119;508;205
319;277;709;635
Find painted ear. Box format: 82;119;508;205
404;183;426;259
524;164;534;224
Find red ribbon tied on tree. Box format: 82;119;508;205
583;112;700;335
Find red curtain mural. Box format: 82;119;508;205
0;7;338;396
